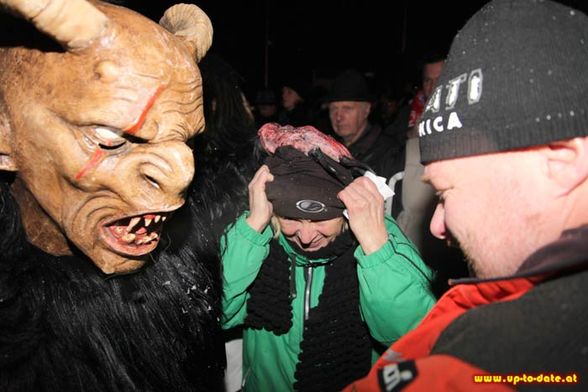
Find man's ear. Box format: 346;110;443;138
363;102;372;119
0;113;17;172
545;137;588;196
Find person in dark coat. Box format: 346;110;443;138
325;69;406;217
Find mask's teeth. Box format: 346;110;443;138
138;235;155;245
145;217;152;227
127;217;141;232
154;215;161;223
113;226;125;236
162;216;167;222
122;233;136;243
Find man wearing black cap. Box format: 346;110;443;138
326;69;405;203
345;0;588;390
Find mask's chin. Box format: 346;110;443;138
90;248;148;275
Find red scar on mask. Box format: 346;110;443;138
124;85;164;135
75;149;106;181
74;85;165;181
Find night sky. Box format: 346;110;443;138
6;0;586;98
121;0;588;98
125;0;492;93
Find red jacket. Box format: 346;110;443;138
344;278;534;391
345;227;588;391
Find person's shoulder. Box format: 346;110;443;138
433;269;588;373
370;128;406;165
382;104;411;137
375;128;402;146
370;122;406;149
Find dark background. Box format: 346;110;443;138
3;0;587;99
124;0;489;95
121;0;588;99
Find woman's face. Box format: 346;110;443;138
277;216;345;252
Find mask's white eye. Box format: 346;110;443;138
94;126;126;149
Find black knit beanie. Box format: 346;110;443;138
265;147;354;220
419;0;588;163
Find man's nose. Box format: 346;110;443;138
430;202;447;240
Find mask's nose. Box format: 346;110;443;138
111;141;195;209
138;142;194;196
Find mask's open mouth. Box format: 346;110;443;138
101;212;169;256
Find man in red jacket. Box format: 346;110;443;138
345;0;588;391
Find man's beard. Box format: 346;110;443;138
445;228;477;277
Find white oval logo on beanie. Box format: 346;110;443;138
296;200;326;214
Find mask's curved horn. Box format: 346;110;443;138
0;0;109;50
159;3;213;62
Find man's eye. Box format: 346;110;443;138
95;126;127;150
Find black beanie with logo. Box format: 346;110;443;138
419;0;588;163
265;147;354;220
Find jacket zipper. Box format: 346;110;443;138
241;365;252;390
304;266;313;321
289;256;297;299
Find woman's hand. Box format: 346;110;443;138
338;177;388;254
246;165;274;233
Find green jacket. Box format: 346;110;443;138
221;213;436;392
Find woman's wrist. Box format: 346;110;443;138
246;214;268;233
358;227;388;255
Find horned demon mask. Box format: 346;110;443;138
0;0;212;274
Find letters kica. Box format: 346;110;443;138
419;68;483;137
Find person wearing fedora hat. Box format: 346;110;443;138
326;69;406;208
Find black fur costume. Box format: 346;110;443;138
0;121;256;391
0;60;256;392
0;173;228;391
0;10;257;386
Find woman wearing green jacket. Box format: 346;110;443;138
221;124;436;391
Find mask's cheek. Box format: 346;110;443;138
17;108;90;181
13;109;115;261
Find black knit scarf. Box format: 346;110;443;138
245;230;372;391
